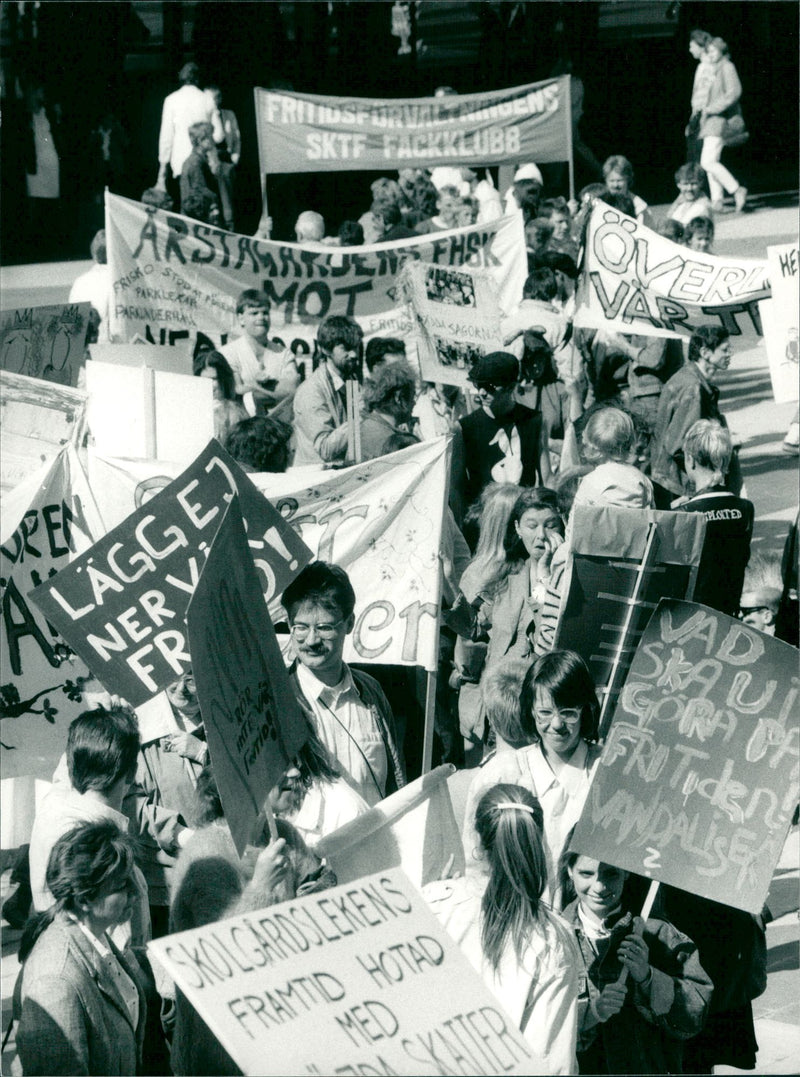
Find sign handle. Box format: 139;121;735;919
346;378;362;464
262;802;279;845
565;74;576;205
143;365;157;458
615;878;660;987
421;670;437;775
597;520;660;740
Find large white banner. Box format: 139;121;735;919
761;241;799;404
106;192;526;346
86;437;452;672
574;204;770;340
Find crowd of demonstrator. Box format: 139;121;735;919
6;25;798;1077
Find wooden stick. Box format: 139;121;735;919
598;521;660;740
616;879;660;986
421;670;437;775
566;74;576;205
143;365;157;459
263;802;279;844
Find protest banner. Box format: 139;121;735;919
89;339;194;376
316;764;465;888
760;241;799;404
253;437;451;672
187;497;308;855
554;505;706;728
569;598;799;914
148;867;538;1076
85;359;214;461
574;204;770;340
254;78;571;174
105;192;526;345
400;259;507;389
0;303;92;387
0;445;104;779
82;438;451;673
0;370;88;495
29;440;311;708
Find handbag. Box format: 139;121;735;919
722;103;749;148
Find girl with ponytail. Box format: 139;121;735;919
425;783;580;1074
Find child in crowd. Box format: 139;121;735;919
573;407;655;510
659;218;685;243
560;848;713;1074
673;419;754;617
738;553;783;635
685;215;715;253
540;197;579;260
668;163;714;228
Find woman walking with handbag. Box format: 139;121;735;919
700;37;748;212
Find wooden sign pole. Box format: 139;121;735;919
615;878;661;988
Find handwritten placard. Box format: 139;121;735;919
570;598;799;913
761;242;799;404
148;868;537;1075
0;303;91;386
29;440;311;707
187;497;308;855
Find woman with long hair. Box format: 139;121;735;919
17;821;149;1076
193;347;248;442
426;783;580;1074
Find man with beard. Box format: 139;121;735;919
292;315;364;465
282;562;405;807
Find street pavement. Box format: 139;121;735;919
2;197;798;1074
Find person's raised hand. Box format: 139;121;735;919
618;917;651;983
253;837;289;892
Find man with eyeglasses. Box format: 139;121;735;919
452;351;551;534
292;315;364;466
282;562;405;806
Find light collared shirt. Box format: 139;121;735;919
296;662;388;807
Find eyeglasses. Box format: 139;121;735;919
290;620;344;640
536;707;583;727
738;606;772;618
471;382;514;396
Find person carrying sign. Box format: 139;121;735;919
559;849;713;1074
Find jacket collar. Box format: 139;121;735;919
57;914;143;1033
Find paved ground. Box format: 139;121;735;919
2;197;798;1073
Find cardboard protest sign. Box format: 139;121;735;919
554;505;706;719
570;599;799;914
85;359;214;461
89;340;194;376
106;192;526;344
316;765;465;888
254;77;571;174
0;370;88;495
400;259;508;389
29;440;311;707
253;437;452;672
574;204;770;340
148;867;538;1075
0;303;92;387
1;445;104;778
760;242;799;404
187;498;307;855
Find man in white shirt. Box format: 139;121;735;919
69;230;111;342
283;562;405;807
220;289;300;414
155;62;213;192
